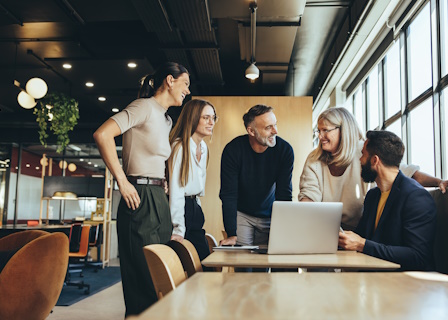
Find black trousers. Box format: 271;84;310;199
117;185;172;317
184;197;210;261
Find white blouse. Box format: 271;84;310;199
169;138;208;237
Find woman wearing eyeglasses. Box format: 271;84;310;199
168;99;218;260
298;107;447;231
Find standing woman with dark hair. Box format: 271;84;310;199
93;62;190;316
168;99;217;260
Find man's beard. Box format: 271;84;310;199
254;128;276;147
361;160;377;183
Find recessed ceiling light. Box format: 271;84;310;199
80;158;84;162
35;166;40;170
85;82;94;87
128;62;137;68
112;107;119;113
63;63;72;69
98;97;106;101
26;164;30;167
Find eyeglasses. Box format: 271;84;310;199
201;115;219;123
314;126;340;137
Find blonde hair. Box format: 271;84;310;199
310;107;364;167
168;99;216;187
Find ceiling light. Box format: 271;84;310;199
85;82;94;87
26;77;48;99
80;158;84;162
17;91;37;109
112;107;119;113
245;63;259;80
245;2;260;81
26;164;30;167
98;97;106;101
128;62;137;68
35;166;40;170
63;63;72;69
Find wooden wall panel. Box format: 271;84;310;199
192;96;313;241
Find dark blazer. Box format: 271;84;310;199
356;171;436;271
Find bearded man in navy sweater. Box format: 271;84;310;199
219;104;294;247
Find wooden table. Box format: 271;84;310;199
201;250;400;270
133;272;448;319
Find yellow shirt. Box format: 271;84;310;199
375;189;391;230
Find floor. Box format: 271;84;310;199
47;259;126;320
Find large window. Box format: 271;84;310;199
407;3;432;101
353;88;364;132
344;0;448;181
444;88;448;178
384;42;401;118
409;98;435;175
441;0;448;77
367;65;379;130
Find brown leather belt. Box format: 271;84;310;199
127;176;165;187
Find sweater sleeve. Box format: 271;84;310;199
219;143;239;237
399;163;420;178
298;153;323;202
275;143;294;201
169;147;186;237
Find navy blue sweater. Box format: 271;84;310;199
219;135;294;237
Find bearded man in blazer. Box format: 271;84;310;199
338;130;436;271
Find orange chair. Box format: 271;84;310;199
65;224;91;294
168;239;202;277
0;230;69;320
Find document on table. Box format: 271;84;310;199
213;245;259;251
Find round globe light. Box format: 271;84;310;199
59;160;68;170
68;163;77;172
26;77;48;99
17;91;37;109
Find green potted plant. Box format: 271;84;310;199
34;92;79;153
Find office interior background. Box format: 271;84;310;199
0;0;447;231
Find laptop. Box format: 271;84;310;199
267;201;343;254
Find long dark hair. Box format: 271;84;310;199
138;62;189;98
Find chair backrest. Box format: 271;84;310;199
205;233;222;272
168;239;202;277
143;244;186;300
0;231;69;320
429;189;448;274
205;233;218;253
69;223;82;252
69;225;91;258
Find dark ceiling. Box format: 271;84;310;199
0;0;362;146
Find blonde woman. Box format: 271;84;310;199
168;99;217;260
299;107;447;230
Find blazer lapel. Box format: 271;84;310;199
364;188;380;239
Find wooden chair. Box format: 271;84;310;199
168;239;202;277
205;233;222;272
143;244;187;300
65;224;91;294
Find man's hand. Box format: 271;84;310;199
118;179;140;210
439;179;448;194
171;234;184;242
338;231;366;252
219;236;237;246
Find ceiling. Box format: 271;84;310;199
0;0;361;148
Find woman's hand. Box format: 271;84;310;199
117;179;140;210
171;234;184;242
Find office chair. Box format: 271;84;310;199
168;239;202;278
143;244;186;300
65;224;91;294
87;223;103;270
0;230;69;320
